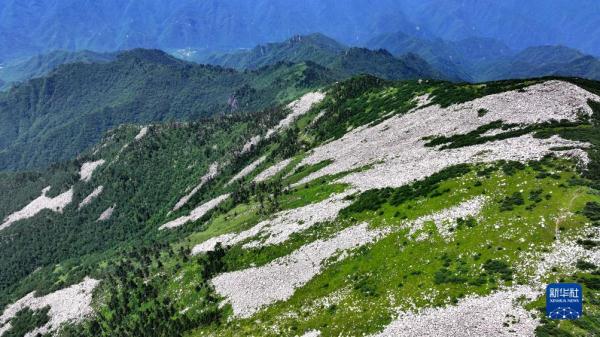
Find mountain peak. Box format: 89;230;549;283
117;49;184;65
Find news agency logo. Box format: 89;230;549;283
546;283;583;320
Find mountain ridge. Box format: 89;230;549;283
198;34;448;81
0;75;599;336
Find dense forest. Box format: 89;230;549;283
0;49;335;171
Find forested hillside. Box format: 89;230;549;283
0;75;599;336
0;49;336;171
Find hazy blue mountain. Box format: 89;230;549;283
0;50;115;90
199;34;347;70
199;34;448;81
1;0;598;63
484;46;600;81
0;0;420;62
366;32;513;82
367;31;600;82
396;0;600;56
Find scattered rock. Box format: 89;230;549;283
97;204;115;221
160;194;230;230
1;187;74;231
192;190;354;254
227;156;267;185
0;278;99;337
211;223;388;318
78;186;104;209
173;162;219;211
254;158;293;183
79;160;105;182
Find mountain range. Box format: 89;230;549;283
366;31;600;82
199;34;446;81
3;3;600;337
4;32;600;173
0;49;337;171
0;44;446;172
0;50;115;90
1;0;600;63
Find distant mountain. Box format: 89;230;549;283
395;0;600;56
199;34;447;81
484;46;600;81
0;50;115;90
200;34;347;70
367;32;600;82
0;0;421;62
2;0;599;63
0;49;336;171
366;32;514;82
332;48;444;81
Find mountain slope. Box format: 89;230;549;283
0;49;336;171
0;50;116;90
0;76;599;336
200;34;447;81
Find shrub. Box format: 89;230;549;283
499;192;524;211
584;202;600;221
483;259;513;281
576;259;597;270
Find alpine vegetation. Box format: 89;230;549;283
1;75;600;337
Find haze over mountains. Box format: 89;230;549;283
1;0;599;63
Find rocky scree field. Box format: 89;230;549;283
0;76;600;336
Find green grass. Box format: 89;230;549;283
188;159;600;337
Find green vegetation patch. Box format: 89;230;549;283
190;158;599;337
1;307;50;337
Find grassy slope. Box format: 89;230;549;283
1;76;599;337
189;160;599;336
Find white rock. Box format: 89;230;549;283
211;223;388;318
173;162;219;211
227;156;267;185
240;92;325;154
372;286;539;337
134;126;149;141
97;204;115;221
79;160;105;182
192;190;354;254
1;187;74;231
78;186;104;209
296;81;598;191
265;92;326;139
160;194;230;230
0;278;99;337
300;330;322;337
253;158;293;183
409;196;488;239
